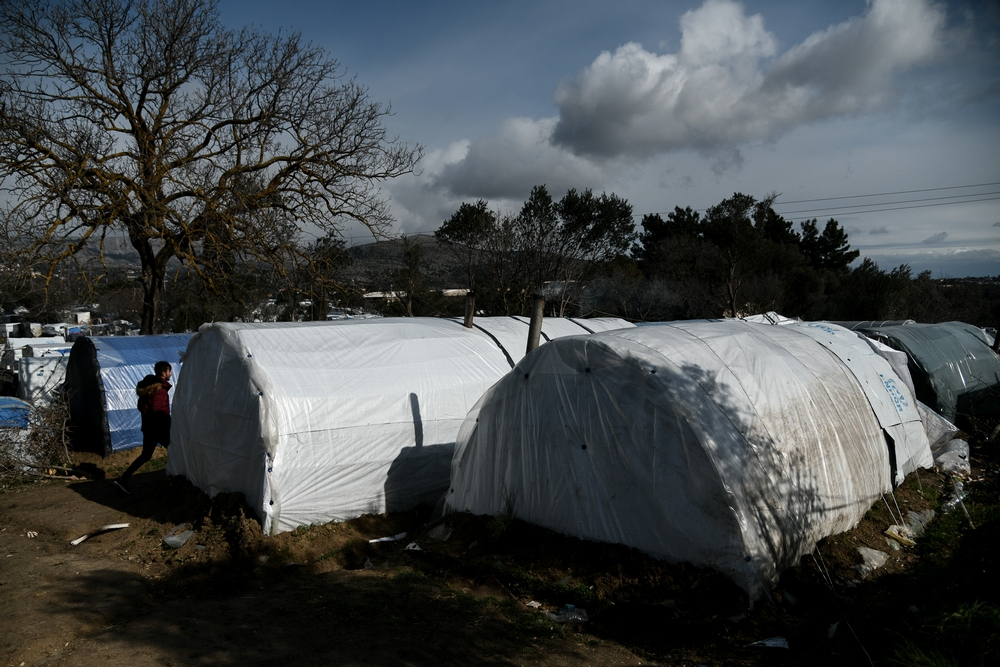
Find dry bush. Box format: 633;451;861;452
0;395;73;486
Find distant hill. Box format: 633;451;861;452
95;235;141;264
54;234;140;267
343;234;466;290
24;232;466;291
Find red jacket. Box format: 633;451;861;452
136;375;171;424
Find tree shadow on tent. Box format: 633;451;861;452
672;360;883;596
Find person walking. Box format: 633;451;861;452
113;360;172;494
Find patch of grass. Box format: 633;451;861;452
891;602;1000;667
899;468;942;504
473;559;597;606
145;456;168;472
919;510;966;565
389;568;429;586
937;601;1000;659
557;581;596;603
890;641;957;667
938;601;1000;633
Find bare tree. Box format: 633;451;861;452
0;395;75;485
0;0;420;333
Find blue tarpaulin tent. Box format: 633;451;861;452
64;335;192;454
0;396;30;429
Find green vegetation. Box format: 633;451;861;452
4;184;999;329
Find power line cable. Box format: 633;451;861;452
776;191;1000;216
641;180;1000;219
772;181;1000;206
781;195;1000;221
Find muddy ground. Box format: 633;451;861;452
1;441;997;667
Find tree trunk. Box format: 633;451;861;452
138;261;166;335
312;284;327;321
129;231;165;335
725;253;742;319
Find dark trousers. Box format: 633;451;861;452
121;423;170;485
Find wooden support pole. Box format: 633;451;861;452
526;294;545;354
464;292;475;328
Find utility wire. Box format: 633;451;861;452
773;181;1000;205
642;180;1000;219
781;195;1000;221
345;181;1000;238
776;191;1000;216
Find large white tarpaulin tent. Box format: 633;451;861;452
167;316;632;535
446;320;932;600
64;334;192;454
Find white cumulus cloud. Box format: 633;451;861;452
430;0;953;207
551;0;946;159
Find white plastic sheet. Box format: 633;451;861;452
17;357;69;406
23;343;72;357
447;320;933;599
168;317;633;534
785;322;932;483
3;337;66;370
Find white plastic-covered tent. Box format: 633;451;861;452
754;315;960;462
64;334;192;454
784;321;933;482
446;320;932;600
2;336;66;370
18;356;69;406
167;316;632;534
23;342;73;358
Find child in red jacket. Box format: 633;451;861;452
113;360;172;494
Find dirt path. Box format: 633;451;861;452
1;479;144;665
1;474;645;667
2;442;996;667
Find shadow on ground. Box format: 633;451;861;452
51;555;622;666
41;435;1000;666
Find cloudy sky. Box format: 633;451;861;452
219;0;1000;278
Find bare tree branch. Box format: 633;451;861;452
1;0;421;332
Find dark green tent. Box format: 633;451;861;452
858;322;1000;426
